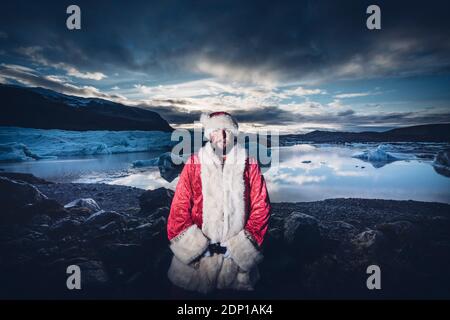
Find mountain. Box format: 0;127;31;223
0;84;173;132
280;123;450;144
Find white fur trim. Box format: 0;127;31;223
200;113;239;139
199;142;247;243
226;230;263;272
168;254;259;293
167;255;215;294
169;224;209;265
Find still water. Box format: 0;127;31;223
1;143;449;203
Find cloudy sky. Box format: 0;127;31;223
1;0;450;133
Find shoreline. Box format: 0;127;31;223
37;180;450;209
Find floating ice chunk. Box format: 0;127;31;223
352;144;399;168
434;149;450;168
433;149;450;177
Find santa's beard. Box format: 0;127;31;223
210;135;236;157
211;140;235;157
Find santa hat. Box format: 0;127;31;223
200;111;239;139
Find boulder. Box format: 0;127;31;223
77;260;110;289
49;218;82;237
376;220;421;244
64;198;101;213
283;212;322;257
0;176;47;222
29;214;52;227
321;220;358;241
139;188;174;214
24;198;66;218
84;210;125;225
351;229;388;253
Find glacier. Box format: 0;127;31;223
0;126;174;162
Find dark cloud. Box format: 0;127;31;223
141;102;450;131
0;64;120;99
1;0;450;82
1;0;449;132
337;109;355;117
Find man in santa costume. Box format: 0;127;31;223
166;111;271;294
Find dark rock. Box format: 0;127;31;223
102;243;143;260
84;210;125;225
428;216;450;237
143;206;169;220
29;214;52;227
320;220;358;241
139;188;174;214
49;218;81;237
283;212;322;258
24;198;66;218
99;243;144;280
1;178;450;299
64;198;101;213
267;226;284;241
77;260;110;289
66;206;93;217
284;212;320;243
0;176;47;222
376;220;421;244
351;229;388;253
99;221;118;232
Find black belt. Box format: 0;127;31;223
208;243;227;255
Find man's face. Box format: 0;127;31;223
210;129;234;155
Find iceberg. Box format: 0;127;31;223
433;149;450;177
0;126;174;162
352;144;400;168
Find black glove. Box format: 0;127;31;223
208;243;227;255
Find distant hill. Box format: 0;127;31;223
0;84;173;132
280;123;450;144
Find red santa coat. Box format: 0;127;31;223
167;141;271;293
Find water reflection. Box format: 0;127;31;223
264;144;450;203
1;143;449;204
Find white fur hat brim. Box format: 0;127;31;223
200;113;239;139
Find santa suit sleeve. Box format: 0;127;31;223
226;159;271;272
167;156;209;265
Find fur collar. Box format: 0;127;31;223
198;142;247;243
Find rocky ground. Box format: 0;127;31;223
1;172;450;299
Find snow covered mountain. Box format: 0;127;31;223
0;84;173;132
